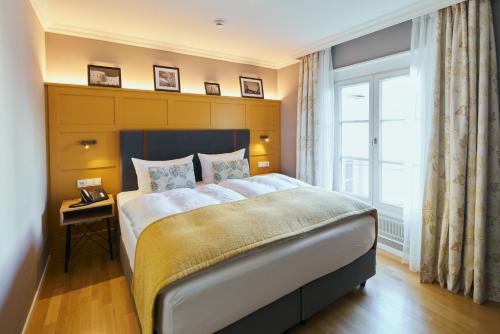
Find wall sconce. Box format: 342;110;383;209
81;140;97;149
260;135;269;143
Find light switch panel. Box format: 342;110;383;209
91;178;102;186
258;161;270;168
76;179;88;188
76;178;102;188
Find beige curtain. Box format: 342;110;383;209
296;52;319;185
296;49;334;188
420;0;500;303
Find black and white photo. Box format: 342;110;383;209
204;82;221;95
87;65;121;88
153;65;181;92
239;76;264;98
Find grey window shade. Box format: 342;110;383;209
332;21;411;69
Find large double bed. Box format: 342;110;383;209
117;130;377;334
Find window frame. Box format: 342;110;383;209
333;75;374;203
333;52;411;218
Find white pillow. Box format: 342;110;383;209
132;155;193;193
198;148;246;184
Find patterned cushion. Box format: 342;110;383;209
148;162;196;192
212;159;250;184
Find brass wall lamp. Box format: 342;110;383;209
81;140;97;149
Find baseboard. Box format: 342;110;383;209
21;255;50;334
378;243;403;258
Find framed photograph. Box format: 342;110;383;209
204;82;221;96
239;76;264;99
153;65;181;92
88;65;121;88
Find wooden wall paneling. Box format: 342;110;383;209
245;100;280;175
169;96;212;128
56;89;116;126
46;83;280;253
249;130;278;156
212;100;246;129
58;131;118;170
115;93;168;128
245;104;278;130
249;155;277;175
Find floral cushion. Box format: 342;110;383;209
148;162;196;192
212;159;250;184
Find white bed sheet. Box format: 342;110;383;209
117;175;376;334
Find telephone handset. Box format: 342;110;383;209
70;188;109;208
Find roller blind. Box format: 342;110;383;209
332;21;411;69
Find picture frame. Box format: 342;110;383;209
204;82;221;96
239;76;264;99
153;65;181;92
87;65;122;88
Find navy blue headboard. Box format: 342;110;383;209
120;129;250;191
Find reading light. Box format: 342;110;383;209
260;135;269;143
81;140;97;149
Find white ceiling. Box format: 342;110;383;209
30;0;459;69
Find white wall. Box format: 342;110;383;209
278;62;299;177
0;1;47;333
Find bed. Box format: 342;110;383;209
118;130;377;334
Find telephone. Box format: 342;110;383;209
70;188;109;208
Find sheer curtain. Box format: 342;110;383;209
402;13;437;271
296;48;334;189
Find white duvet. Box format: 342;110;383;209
121;173;309;237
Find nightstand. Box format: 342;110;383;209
60;196;115;272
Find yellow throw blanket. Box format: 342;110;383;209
132;187;378;333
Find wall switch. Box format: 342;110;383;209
90;178;102;186
76;178;102;188
76;179;88;188
258;161;270;168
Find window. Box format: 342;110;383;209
334;53;415;217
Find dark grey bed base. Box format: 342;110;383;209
120;240;376;334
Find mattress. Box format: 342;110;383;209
117;174;376;334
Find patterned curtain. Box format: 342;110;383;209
296;52;319;184
420;0;500;303
296;49;334;188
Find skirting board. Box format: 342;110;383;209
21;255;51;334
378;242;403;258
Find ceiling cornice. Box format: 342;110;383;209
29;0;463;70
29;0;50;29
45;23;295;69
290;0;463;59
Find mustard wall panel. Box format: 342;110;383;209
57;94;115;125
212;102;246;129
246;104;278;129
47;83;280;253
116;97;168;127
58;131;118;170
250;155;278;175
170;100;211;128
249;130;278;156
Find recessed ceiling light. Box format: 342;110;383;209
214;19;225;28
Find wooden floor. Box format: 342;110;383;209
26;249;500;334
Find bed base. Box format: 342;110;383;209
120;240;376;334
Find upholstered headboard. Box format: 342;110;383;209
120;130;250;191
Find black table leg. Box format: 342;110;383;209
64;225;72;272
107;218;114;260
